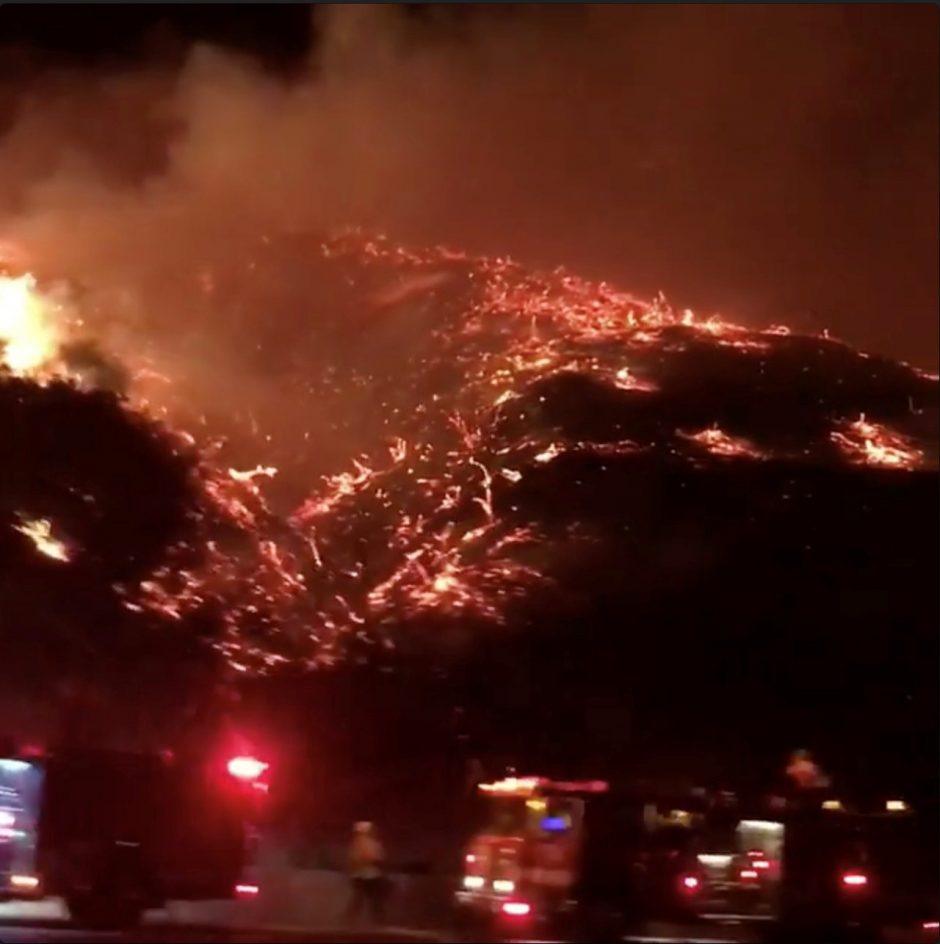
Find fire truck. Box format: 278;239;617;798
0;747;267;928
457;777;608;917
454;774;708;938
455;775;608;933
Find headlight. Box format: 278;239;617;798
493;879;516;894
463;875;485;890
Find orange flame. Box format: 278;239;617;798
0;274;62;376
14;516;70;562
680;426;765;460
831;415;923;470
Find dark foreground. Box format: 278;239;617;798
0;915;764;944
1;922;936;944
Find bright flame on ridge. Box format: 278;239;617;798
0;274;61;376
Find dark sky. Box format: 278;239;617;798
1;4;937;367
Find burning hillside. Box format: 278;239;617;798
1;232;937;681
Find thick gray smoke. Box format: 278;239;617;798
0;3;936;376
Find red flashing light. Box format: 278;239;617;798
502;901;532;918
681;875;700;891
235;883;260;899
922;921;939;931
841;871;868;889
227;756;268;781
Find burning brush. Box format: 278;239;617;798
1;232;936;674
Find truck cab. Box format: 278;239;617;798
1;748;265;927
456;775;609;933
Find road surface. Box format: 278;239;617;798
0;924;439;944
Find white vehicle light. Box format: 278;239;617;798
697;854;732;867
739;819;784;834
11;874;39;890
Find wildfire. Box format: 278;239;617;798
0;273;61;376
3;229;935;672
14;516;71;562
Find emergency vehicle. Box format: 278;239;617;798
691;794;939;942
0;748;267;928
455;775;609;930
456;776;939;942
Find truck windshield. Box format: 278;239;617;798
482;795;582;837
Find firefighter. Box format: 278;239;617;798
346;821;388;926
785;749;831;792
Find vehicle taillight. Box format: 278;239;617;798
922;920;939;931
841;871;869;889
740;869;759;881
681;874;700;891
502;900;532;917
753;859;771;870
235;882;260;899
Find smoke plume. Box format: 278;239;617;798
0;4;936;379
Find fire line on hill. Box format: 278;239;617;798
1;231;936;675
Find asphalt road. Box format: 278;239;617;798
0;923;750;944
0;918;759;944
0;925;439;944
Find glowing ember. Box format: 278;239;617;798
831;415;923;470
534;443;564;464
613;366;657;391
14;516;70;562
680;427;765;460
228;465;278;483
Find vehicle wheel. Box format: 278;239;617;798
577;903;623;942
763;921;882;944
